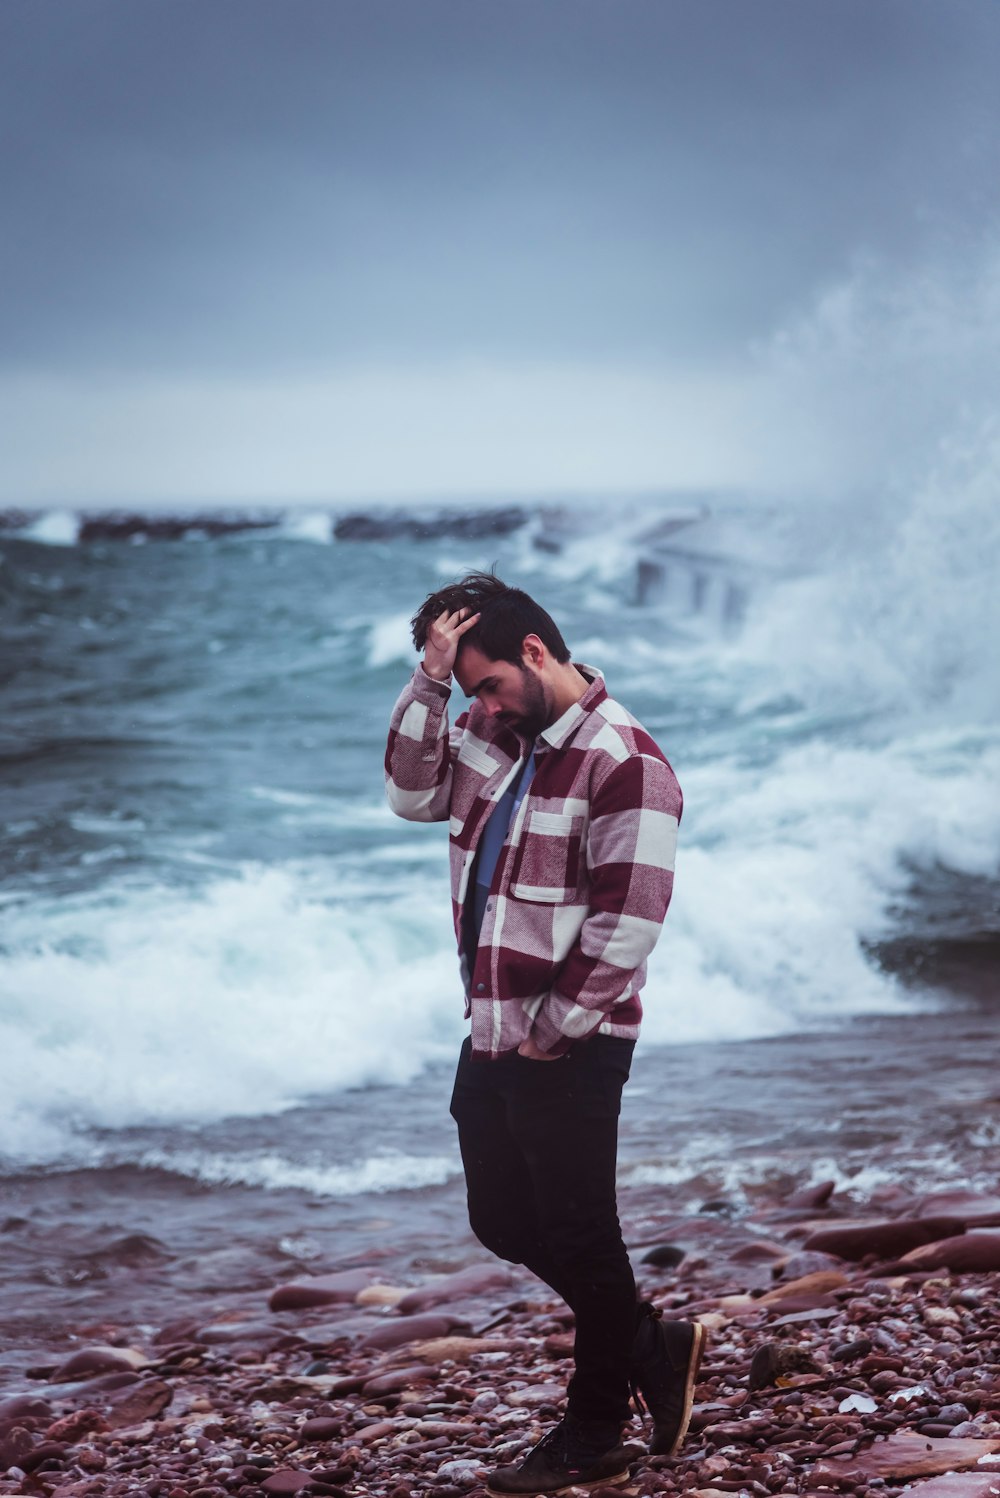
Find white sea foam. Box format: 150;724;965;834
368;611;417;669
277;510;334;544
128;1146;461;1196
21;509;80;545
0;864;464;1166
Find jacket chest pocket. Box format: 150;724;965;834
509;810;585;903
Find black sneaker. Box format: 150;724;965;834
486;1412;630;1496
630;1303;708;1456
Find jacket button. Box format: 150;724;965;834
486;900;494;913
476;982;486;992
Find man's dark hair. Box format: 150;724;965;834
410;570;570;666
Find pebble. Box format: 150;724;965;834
1;1192;999;1498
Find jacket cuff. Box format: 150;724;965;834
412;662;452;701
529;1007;576;1057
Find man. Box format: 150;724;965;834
385;572;705;1496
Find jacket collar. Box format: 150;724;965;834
538;663;606;751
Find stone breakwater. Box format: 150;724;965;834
2;1184;1000;1498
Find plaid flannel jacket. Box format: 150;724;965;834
385;662;682;1060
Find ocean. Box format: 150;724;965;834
1;490;997;1359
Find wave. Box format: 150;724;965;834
5;711;993;1173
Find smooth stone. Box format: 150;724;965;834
0;1397;52;1422
356;1285;407;1308
811;1432;1000;1483
785;1179;837;1210
300;1314;384;1346
152;1318;204;1346
915;1190;1000;1223
727;1240;788;1264
803;1217;966;1262
898;1477;1000;1497
45;1409;111;1442
20;1439;70;1473
748;1343;822;1391
640;1243;688;1268
298;1418;342;1442
505;1384;565;1407
357;1420;398;1444
361;1365;438;1396
759;1269;849;1304
830;1336;873;1362
396;1264;514;1315
435;1457;488;1483
73;1370;141;1396
409;1335;518;1364
776;1249;846;1279
269;1268;377;1312
105;1379;173;1428
196;1320;289;1346
260;1470;314;1494
901;1231;1000;1273
360;1314;467;1351
51;1346;147;1382
0;1427;34;1470
771;1307;840;1326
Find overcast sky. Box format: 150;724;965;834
2;0;998;504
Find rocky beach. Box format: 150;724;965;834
3;1169;1000;1498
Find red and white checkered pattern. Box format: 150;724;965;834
385;663;682;1059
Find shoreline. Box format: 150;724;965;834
2;1177;1000;1496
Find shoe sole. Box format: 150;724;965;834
650;1319;708;1458
486;1471;630;1497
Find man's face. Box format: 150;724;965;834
455;644;551;740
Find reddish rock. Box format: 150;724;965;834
901;1231;1000;1273
395;1263;514;1314
915;1189;1000;1224
727;1240;789;1264
197;1318;290;1344
45;1409;110;1443
811;1431;1000;1483
51;1345;147;1381
261;1471;314;1494
299;1416;342;1442
786;1179;837;1209
21;1440;70;1472
361;1364;439;1396
298;1313;383;1346
151;1318;203;1346
359;1313;467;1351
357;1420;398;1444
748;1342;822;1391
899;1477;1000;1496
759;1269;848;1304
0;1396;52;1422
0;1425;34;1470
105;1378;173;1428
776;1249;846;1279
803;1217;966;1261
269;1267;377;1311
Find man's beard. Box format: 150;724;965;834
500;669;549;739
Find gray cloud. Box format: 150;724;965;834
2;0;998;376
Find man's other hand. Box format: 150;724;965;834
423;606;481;681
517;1036;561;1062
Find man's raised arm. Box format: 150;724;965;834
384;606;479;823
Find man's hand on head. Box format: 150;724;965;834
517;1036;562;1062
423;606;481;682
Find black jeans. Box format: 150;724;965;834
449;1033;636;1427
